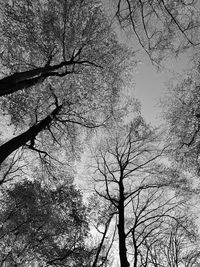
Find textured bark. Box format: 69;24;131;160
0;59;75;97
118;180;130;267
0;104;62;165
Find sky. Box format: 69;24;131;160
133;58;167;126
117;38;193;128
102;0;192;127
101;0;165;125
133;52;191;126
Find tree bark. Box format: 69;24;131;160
118;179;130;267
0;104;62;165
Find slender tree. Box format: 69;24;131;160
93;118;189;267
93;118;168;266
87;195;116;267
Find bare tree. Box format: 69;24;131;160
142;215;200;267
93;117;184;267
92;116;192;267
125;188;183;267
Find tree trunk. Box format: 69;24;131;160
132;233;138;267
0;104;62;165
118;180;130;267
0;59;75;97
92;216;112;267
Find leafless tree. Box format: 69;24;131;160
142;215;200;267
92;117;187;267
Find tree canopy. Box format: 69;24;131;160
0;179;89;266
0;1;200;267
0;0;134;167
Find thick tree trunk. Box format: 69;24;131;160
0;104;62;165
118;180;130;267
0;59;75;97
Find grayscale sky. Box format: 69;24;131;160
132;52;191;126
102;0;192;127
134;59;167;126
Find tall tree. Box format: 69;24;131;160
0;0;135;167
93;118;185;267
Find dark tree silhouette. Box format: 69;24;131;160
94;119;164;266
93;118;188;267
